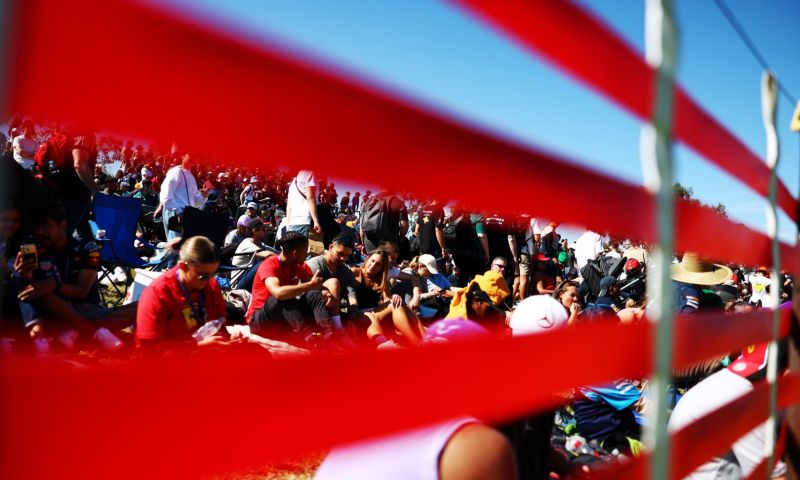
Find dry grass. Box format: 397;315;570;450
205;453;324;480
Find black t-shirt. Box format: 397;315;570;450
484;214;512;262
416;204;444;256
55;134;97;200
37;238;102;304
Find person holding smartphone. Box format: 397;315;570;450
136;236;237;353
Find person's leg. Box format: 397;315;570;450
389;305;425;346
92;302;138;331
162;208;180;241
439;424;518;480
302;289;332;330
62;197;90;240
518;253;530;300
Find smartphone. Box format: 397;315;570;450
20;243;38;268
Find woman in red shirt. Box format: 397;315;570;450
136;236;231;352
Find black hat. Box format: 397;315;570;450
247;218;265;231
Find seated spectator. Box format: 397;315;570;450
532;253;555;295
232;218;275;268
552;280;580;326
247;232;337;345
352;250;425;347
305;233;358;329
416;253;455;317
11;206;136;351
237;201;259;227
224;217;249;247
136;236;236;352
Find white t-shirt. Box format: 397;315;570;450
574;231;603;270
286;170;316;226
159;166;204;212
668;368;785;479
232;238;265;267
748;274;771;306
315;417;477;480
12;135;38;170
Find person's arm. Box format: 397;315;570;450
73;149;99;194
508;234;518;263
306;186;321;233
265;271;323;300
16;268;95;302
436;226;446;254
479;234;490;264
239;186;247;205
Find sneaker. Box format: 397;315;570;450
58;329;80;350
33;337;53;357
94;327;123;351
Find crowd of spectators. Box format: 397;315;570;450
0;118;794;479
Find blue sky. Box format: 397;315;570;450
162;0;799;243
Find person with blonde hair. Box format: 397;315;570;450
136;236;231;351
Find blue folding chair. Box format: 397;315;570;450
92;194;146;305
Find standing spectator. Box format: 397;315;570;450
286;169;321;236
339;191;351;213
154;151;206;241
239;176;259;206
360;186;408;253
350;191;361;212
41;128;100;240
414;199;446;259
11;121;37;171
574;230;603;270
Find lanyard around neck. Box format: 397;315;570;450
176;269;206;323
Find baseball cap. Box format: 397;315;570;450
598;276;617;297
250;176;259;183
534;253;550;262
247;218;265;231
246;202;258;210
418;254;439;275
217;172;226;179
625;258;641;272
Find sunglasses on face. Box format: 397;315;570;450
492;264;506;270
194;270;217;281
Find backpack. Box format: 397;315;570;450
34;132;70;175
442;215;464;244
360;193;393;239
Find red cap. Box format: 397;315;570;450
727;343;769;379
625;258;640;272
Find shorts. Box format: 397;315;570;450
518;253;530;276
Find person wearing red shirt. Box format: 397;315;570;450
136;236;230;351
246;231;336;344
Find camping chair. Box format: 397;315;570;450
182;206;247;291
92;193;146;306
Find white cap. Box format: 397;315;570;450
418;254;439;275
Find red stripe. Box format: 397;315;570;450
454;0;798;223
5;0;797;272
0;306;793;480
672;307;792;369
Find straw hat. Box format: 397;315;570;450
671;252;732;286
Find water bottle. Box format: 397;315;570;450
192;318;225;342
565;434;588;456
94;327;123;351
